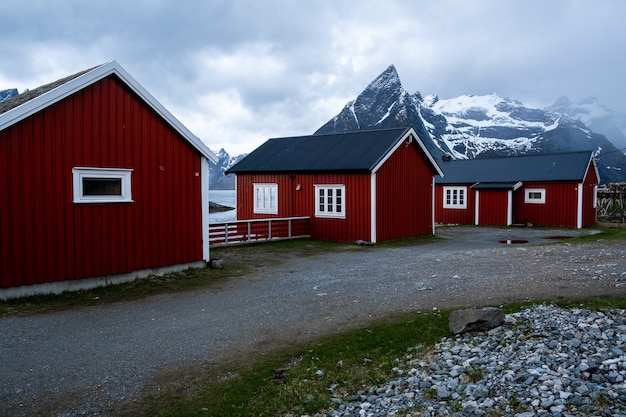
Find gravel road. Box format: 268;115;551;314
1;226;625;416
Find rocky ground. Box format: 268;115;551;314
316;305;626;417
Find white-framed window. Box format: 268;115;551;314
315;184;345;218
525;188;546;204
72;167;133;203
443;186;467;209
253;183;278;214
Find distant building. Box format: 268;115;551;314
226;127;443;243
0;61;218;298
435;152;599;228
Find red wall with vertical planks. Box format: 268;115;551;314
581;165;599;227
0;75;204;289
513;182;579;227
375;141;437;241
234;138;439;243
476;190;509;226
435;186;476;225
235;172;373;242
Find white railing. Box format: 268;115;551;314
209;217;311;245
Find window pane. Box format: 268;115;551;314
327;189;333;212
83;178;122;196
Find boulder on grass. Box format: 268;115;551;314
449;307;504;335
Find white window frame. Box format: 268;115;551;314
72;167;133;203
443;186;467;209
253;183;278;214
525;188;546;204
315;184;346;218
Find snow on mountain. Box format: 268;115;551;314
315;65;452;160
209;148;246;190
429;94;552;159
549;96;626;152
315;65;626;184
0;88;18;102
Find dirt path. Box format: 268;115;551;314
1;227;625;416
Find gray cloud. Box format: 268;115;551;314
1;0;624;155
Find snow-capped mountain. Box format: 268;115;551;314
209;148;246;190
0;88;18;102
316;65;626;184
548;96;626;152
315;65;450;161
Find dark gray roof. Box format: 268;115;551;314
471;182;521;190
436;151;595;184
227;127;437;174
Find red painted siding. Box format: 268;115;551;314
234;140;438;243
0;75;204;289
477;190;509;225
435;186;476;225
375;142;437;240
235;173;372;242
513;182;578;227
581;165;598;227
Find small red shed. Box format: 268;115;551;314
0;61;218;298
435;152;599;228
226;127;443;243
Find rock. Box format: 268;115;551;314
209;258;224;269
448;307;505;334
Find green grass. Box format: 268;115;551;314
120;310;452;417
0;239;349;318
121;296;626;417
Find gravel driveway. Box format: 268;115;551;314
1;226;625;416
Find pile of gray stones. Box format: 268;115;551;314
304;304;626;417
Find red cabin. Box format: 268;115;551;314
226;127;443;243
0;61;218;298
435;152;599;228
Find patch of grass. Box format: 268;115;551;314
122;296;626;417
0;239;350;318
0;265;242;318
576;224;626;241
464;365;484;383
121;310;451;417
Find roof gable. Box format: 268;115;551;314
436;151;597;184
227;127;443;175
0;61;218;163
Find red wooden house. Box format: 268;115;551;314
226;127;443;243
0;61;218;298
435;152;599;228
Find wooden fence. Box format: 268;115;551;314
209;217;311;245
597;183;626;223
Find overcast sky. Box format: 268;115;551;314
1;0;624;155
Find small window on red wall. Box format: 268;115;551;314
525;188;546;204
315;185;345;218
253;183;278;214
72;167;133;203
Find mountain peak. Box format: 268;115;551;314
552;95;573;108
366;64;401;92
313;64;626;182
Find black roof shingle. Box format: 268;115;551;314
226;127;429;174
436;151;595;184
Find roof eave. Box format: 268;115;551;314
0;60;218;164
371;127;444;176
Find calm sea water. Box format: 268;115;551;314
208;189;236;223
